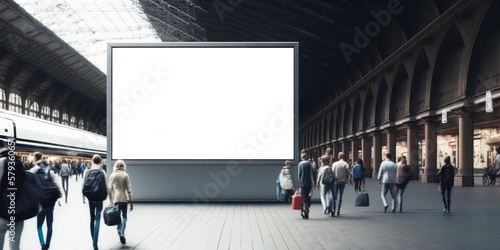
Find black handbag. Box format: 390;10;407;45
103;204;121;226
355;186;369;207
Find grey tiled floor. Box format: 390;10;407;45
4;176;500;249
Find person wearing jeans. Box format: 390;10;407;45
88;201;103;246
437;156;455;212
298;152;315;219
83;155;108;250
331;152;350;216
29;152;62;250
316;155;333;214
378;153;398;213
276;177;281;202
60;160;70;203
108;160;134;244
396;156;412;212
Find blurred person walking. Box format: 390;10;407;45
29;152;62;250
378;153;397;213
396;156;412;212
317;155;334;214
60;160;70;203
108;160;134;244
279;161;295;203
331;152;350;216
298;152;315;219
276;169;282;202
437;156;455;212
82;155;108;250
351;159;366;195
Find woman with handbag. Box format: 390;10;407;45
108;160;134;244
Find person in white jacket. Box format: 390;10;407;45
279;161;294;203
108;160;133;244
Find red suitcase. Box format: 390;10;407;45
292;190;303;210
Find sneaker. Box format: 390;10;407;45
120;232;126;244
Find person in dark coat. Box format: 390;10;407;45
437;156;455;213
298;152;315;219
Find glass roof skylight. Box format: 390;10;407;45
15;0;162;72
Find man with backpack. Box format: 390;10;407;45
317;155;334;215
29;152;62;250
82;155;108;250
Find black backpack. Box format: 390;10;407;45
1;153;43;221
35;164;60;208
322;167;335;185
402;165;413;182
83;169;108;201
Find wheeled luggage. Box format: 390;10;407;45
292;189;303;210
355;186;369;207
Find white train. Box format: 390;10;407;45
0;109;106;158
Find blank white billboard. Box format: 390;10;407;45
110;44;296;161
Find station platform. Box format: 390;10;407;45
3;176;498;249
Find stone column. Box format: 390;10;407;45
456;109;474;186
423;118;437;183
386;128;396;161
342;140;349;156
407;123;419;180
362;135;372;177
351;138;359;165
372;132;381;178
332;143;339;163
